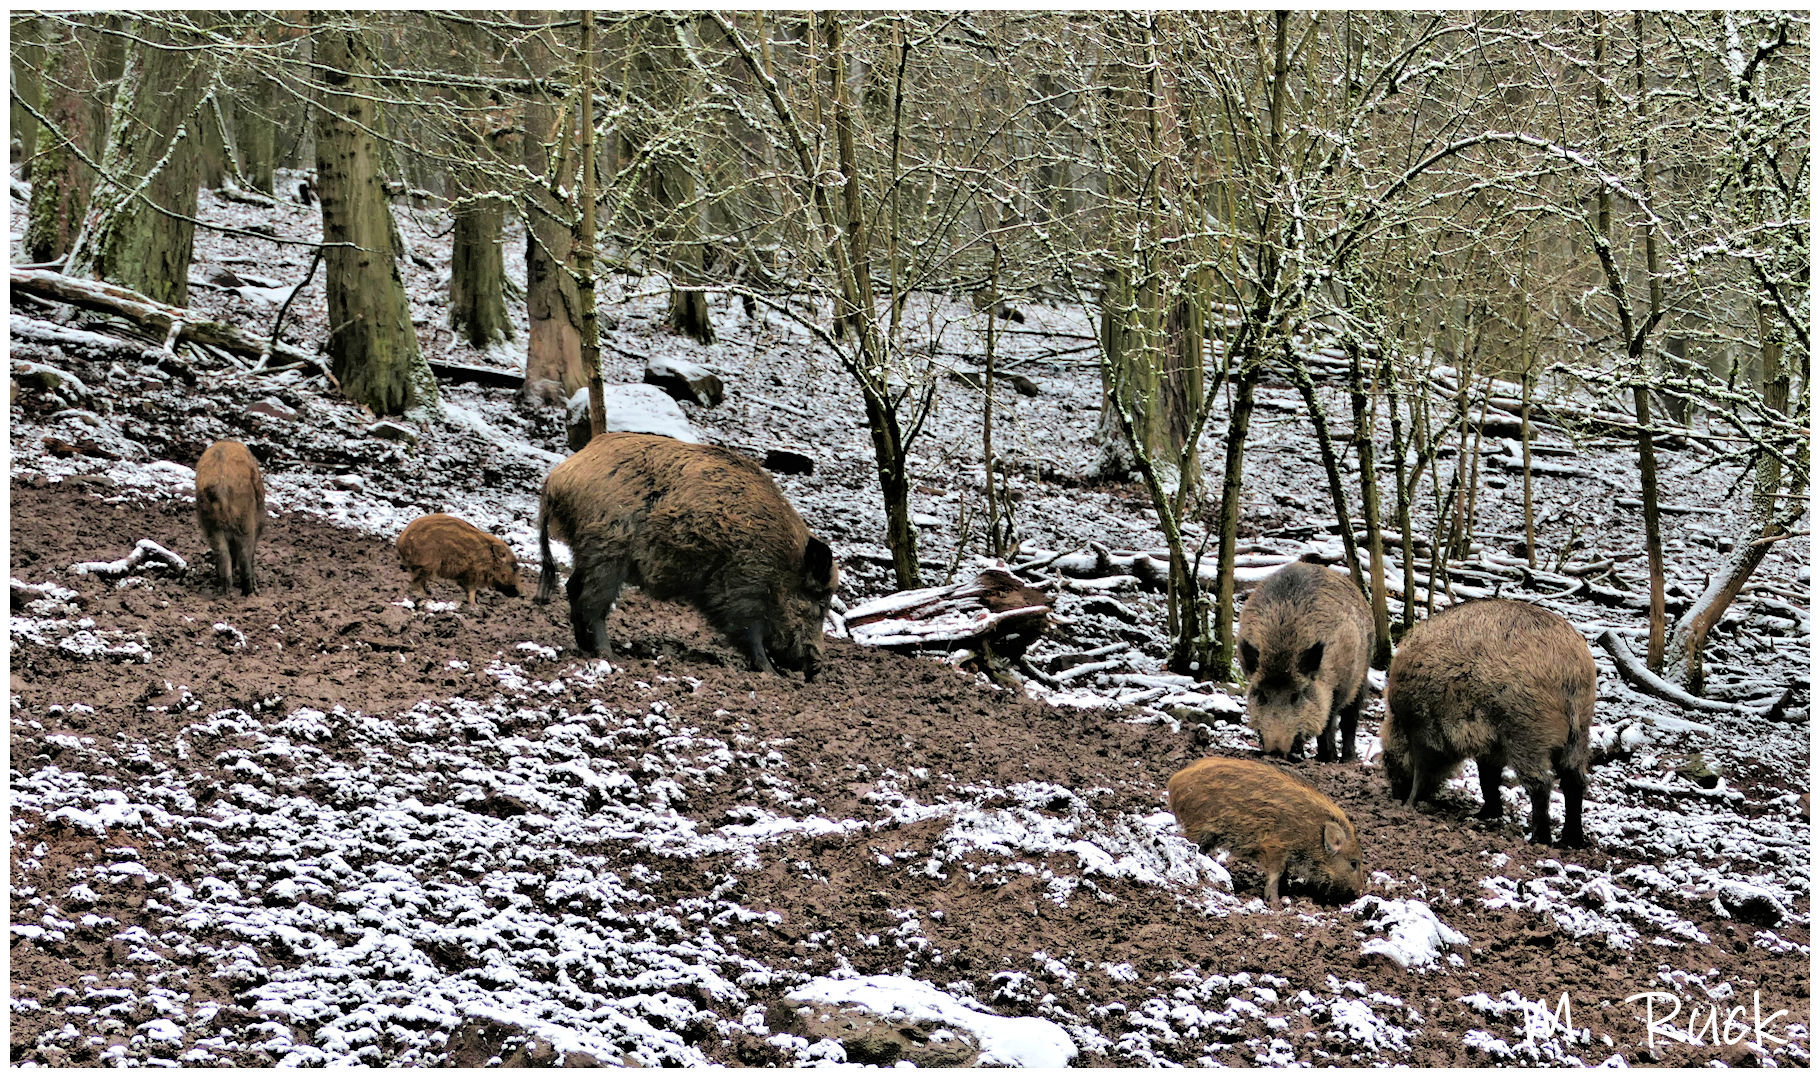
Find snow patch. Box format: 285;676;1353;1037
786;974;1077;1068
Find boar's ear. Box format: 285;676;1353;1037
1238;641;1260;676
1322;819;1347;855
802;537;837;594
1297;641;1325;676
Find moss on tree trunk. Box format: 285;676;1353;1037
311;12;435;417
64;16;206;306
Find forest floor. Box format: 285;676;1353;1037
7;174;1811;1066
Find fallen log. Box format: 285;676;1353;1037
10;267;319;372
1595;629;1764;717
846;569;1053;676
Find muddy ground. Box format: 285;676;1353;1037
9;479;1808;1066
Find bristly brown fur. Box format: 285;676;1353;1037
195;440;265;596
1236;562;1375;762
1167;755;1365;905
1380;598;1595;848
396;513;522;606
537;433;838;678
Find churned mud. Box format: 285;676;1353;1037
9;480;1808;1066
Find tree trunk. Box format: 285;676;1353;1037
1348;341;1392;667
1289;354;1363;592
1384;349;1419;632
197;93;231;189
64;15;209;307
516;17;584;404
865;391;922;589
1094;267;1203;495
1663;300;1802;692
24;22;111;263
11;16;45;178
450;196;513;350
620;15;715;345
1208;357;1262;681
1634;385;1667;668
311;12;436;417
236;72;277;194
444;18;513;354
577;11;606;436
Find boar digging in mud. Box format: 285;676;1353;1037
537;432;838;679
396;514;522;606
1381;598;1595;848
1237;560;1374;761
1168;756;1365;905
195;439;265;596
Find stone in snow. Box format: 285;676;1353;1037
764;447;814;476
367;420;420;445
566;384;702;452
644;356;725;407
248;397;298;421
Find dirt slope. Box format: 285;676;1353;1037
9;481;1808;1066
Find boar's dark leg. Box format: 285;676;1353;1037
1261;851;1286;905
1315;715;1338;763
1475;752;1506;820
205;529;233;593
1337;697;1362;762
534;510;557;605
1556;764;1588;848
1523;777;1554;845
231;535;257;595
567;550;624;657
743;623;777;675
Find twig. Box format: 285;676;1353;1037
262;244;324;370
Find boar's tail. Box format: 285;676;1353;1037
535;504;556;605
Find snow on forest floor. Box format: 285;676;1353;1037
7;174;1812;1066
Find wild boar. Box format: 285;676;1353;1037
1380;598;1594;848
195;439;265;596
1167;756;1366;904
1237;560;1375;761
396;513;522;606
536;432;838;679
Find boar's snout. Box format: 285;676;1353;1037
1319;819;1366;898
1258;726;1301;757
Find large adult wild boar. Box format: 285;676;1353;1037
537;432;838;678
195;439;265;596
397;513;522;606
1237;560;1374;761
1380;599;1594;848
1168;755;1365;905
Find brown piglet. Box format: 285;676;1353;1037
195;440;266;596
1380;598;1595;848
1167;756;1366;905
397;513;522;606
1237;560;1375;761
537;433;837;679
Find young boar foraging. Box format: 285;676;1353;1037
1381;599;1594;848
195;440;265;596
1237;560;1374;761
396;514;522;606
1167;756;1365;905
537;432;838;679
